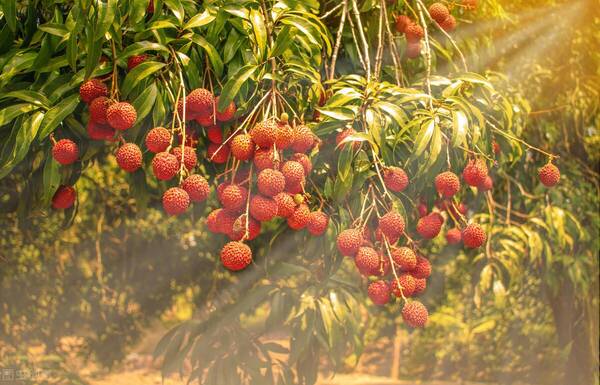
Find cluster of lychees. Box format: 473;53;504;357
394;1;475;59
206;115;331;271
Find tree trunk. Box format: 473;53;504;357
390;324;402;379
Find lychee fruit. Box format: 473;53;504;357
285;179;305;195
230;215;261;241
162;187;190;216
207;143;230;164
52;139;79;165
216;209;238;234
171;145;197;170
89;96;111;124
106;102;137;131
181;174;210;202
336;228;363;257
539;163;560;187
417;202;428;217
462;223;486;248
402;301;428;328
215;97;236;122
355;246;381;276
478;175;493;192
412;256;432;279
435;171;460;197
206;125;223;144
405;23;424;42
384;167;409;192
391;274;416;297
395;15;411;34
219;184;248;213
116;143;142;172
378;211;406;240
145;127;171;153
249;194;278;222
275;122;294;150
290;153;312;175
79;79;107;103
287;203;310;230
257;168;286;197
429;2;450;23
253;148;275;171
152;152;179;180
406;41;422;59
127;54;147;71
250;120;277;149
446;227;462;244
335;128;360;150
220;241;252;271
87;121;115;141
391;246;417;271
274;192;296;218
291;124;315;153
187;88;214;117
307;211;329;236
206;209;222;233
282;161;305;185
52;185;76;209
230;134;255;161
413;277;427;295
416;212;444;239
440;15;457;31
463;159;488;187
368;281;391;305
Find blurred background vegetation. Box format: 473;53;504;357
0;0;598;384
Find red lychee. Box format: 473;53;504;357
230;215;261;241
127;54;147;71
257;168;286;197
416;212;444;239
368;280;391;305
478;175;493;192
287;203;310;230
463;159;489;187
215;96;236;122
52;139;79;165
355;246;381;276
207;143;230;164
395;15;411;34
230;134;255;161
145;127;171;153
429;2;450;23
446;227;462;244
250;120;277;149
336;229;363;257
384;167;409;192
440;15;457;31
220;241;252;271
152;152;179;180
417;202;428;218
290;153;312;175
335;128;360;150
162;187;190;216
285;179;305;195
392;246;417;271
405;23;424;42
187;88;214;118
391;274;416;297
413;277;427;295
206;125;223;144
274;192;295;218
402;301;428;328
281;161;305;185
181;174;210;202
291;124;315;153
79;79;107;103
412;256;432;279
220;184;248;213
206;209;221;233
107;102;137;131
89;96;111;124
435;171;460;197
275;122;294;150
52;185;76;209
378;211;406;240
87;121;115;141
462;223;486;248
406;41;422;59
253;148;275;171
250;194;278;222
307;211;329;236
116;143;142;172
539;163;560;187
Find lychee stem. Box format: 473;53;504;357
383;237;408;303
110;40;119;100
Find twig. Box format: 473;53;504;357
374;0;385;80
329;0;349;81
321;3;344;19
415;0;433;108
381;0;403;85
350;0;371;81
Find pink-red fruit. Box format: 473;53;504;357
162;187;190;216
152;152;179;180
368;281;391;305
337;229;363;256
538;163;560;187
79;79;107;103
462;223;486;248
307;211;329;236
52;185;76;209
145;127;171;153
402;301;428;328
107;102;137;131
181;174;210;202
220;241;252;271
52;139;79;165
384;167;409;192
116;143;142;172
435;171;460;197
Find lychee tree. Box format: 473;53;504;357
0;0;576;384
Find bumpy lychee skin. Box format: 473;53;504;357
307;211;329;236
145;127;171;153
116;143;142;172
287;203;310;230
127;54;147;70
87;121;115;141
206;209;221;233
206;125;223;144
391;274;416;297
187;88;214;117
402;301;428;328
52;185;76;209
375;227;400;245
216;209;238;234
215;97;236;122
79;79;107;103
290;153;312;175
172;145;197;171
230;134;255;161
281;161;305;185
275;122;294;150
253;148;275;171
107;102;137;131
384;167;409;192
478;175;493;192
378;211;406;240
355;247;381;276
220;241;252;271
181;174;210;202
335;128;359;150
412;278;427;295
52;139;79;165
176;99;197;121
250;195;278;222
392;246;417;271
406;41;422;59
162;187;190;216
416;213;443;239
395;15;411;34
207;143;230;164
538;163;560;187
336;229;363;257
257;169;286;197
368;281;391;306
463;159;489;187
435;171;461;197
429;2;450;23
89;96;111;124
230;215;261;241
220;184;248;213
405;23;424;42
291;124;315;153
412;256;432;279
417;202;428;218
440;15;457;32
250;120;277;149
152;152;179;180
446;228;462;245
274;192;295;218
462;223;486;248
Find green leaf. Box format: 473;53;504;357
413;118;435;157
189;34;224;77
120;61;166;99
1;0;16;32
38;23;69;37
451;109;468;147
119;41;170;62
164;0;184;24
249;8;267;58
37;94;80;140
218;65;256;111
184;9;215;30
0;112;44;178
269;25;291;58
40;151;61;205
0;90;51;108
97;0;117;37
0;104;38;127
131;82;158;125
